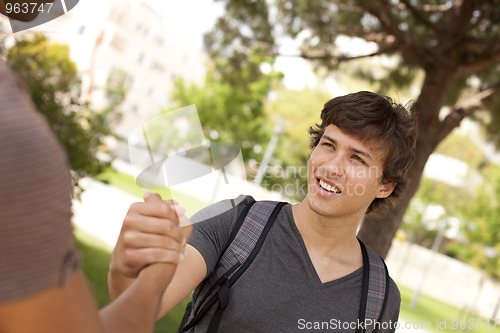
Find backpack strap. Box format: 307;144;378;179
181;200;286;332
358;239;390;333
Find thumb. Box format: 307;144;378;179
143;191;162;202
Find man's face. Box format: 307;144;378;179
306;124;395;220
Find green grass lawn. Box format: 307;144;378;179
75;229;190;333
400;285;500;333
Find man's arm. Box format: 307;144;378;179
109;244;207;318
101;263;177;332
0;265;175;333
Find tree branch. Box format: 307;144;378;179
468;1;495;31
437;82;500;142
421;4;452;13
365;1;408;44
398;0;441;33
457;44;500;76
450;0;475;33
362;0;429;66
273;44;399;64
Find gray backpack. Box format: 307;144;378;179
179;199;390;333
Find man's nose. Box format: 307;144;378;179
323;156;346;178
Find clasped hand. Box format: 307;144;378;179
110;192;192;279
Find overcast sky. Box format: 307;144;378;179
143;0;224;50
142;0;322;91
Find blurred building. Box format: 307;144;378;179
5;0;207;138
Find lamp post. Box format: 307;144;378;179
253;119;284;186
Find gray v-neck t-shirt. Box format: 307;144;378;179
187;195;400;332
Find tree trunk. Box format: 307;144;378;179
357;142;432;258
358;67;457;258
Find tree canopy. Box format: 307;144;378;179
171;62;282;164
203;0;500;257
3;33;126;197
448;165;500;279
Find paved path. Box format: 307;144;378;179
72;177;138;249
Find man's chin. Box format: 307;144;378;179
307;195;333;218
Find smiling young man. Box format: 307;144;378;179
109;91;417;332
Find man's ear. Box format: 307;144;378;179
376;182;396;199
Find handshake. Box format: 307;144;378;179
111;192;192;280
107;192;206;321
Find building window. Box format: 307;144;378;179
127;76;135;89
110;33;127;51
132;104;140;114
150;61;166;73
78;25;86;34
137;52;145;65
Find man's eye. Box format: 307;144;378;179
322;142;335;149
353;155;366;165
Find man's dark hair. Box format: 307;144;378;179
309;91;417;215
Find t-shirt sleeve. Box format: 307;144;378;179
376;277;401;332
187;195;255;277
0;62;80;305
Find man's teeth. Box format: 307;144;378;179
319;179;341;193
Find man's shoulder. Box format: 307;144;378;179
190;194;255;224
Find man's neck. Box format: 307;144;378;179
291;201;364;282
291;200;363;256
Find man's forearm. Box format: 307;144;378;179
107;265;136;300
101;263;177;333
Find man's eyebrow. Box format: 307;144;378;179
350;147;374;161
322;135;336;144
322;135;374;161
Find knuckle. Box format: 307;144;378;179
165;199;176;207
163;221;181;237
124;249;140;266
159;202;171;216
150;248;164;261
129;202;142;212
160;237;176;249
151;193;162;200
162;220;175;231
150;248;177;263
122;232;137;247
122;215;136;229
